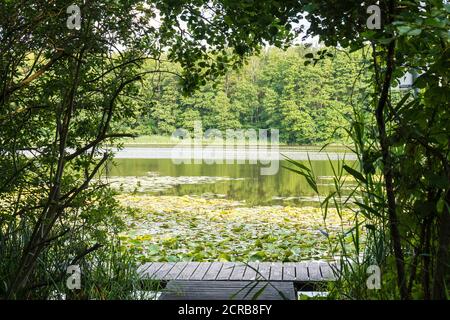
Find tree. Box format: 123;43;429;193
137;46;367;144
301;0;449;299
0;0;304;298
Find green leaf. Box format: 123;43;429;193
355;202;382;218
436;197;445;214
343;165;367;184
408;28;422;36
398;25;412;35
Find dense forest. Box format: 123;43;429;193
126;47;369;144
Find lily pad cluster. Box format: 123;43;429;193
106;175;245;193
117;194;357;262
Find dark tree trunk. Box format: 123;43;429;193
432;188;450;299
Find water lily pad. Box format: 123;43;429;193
117;194;359;262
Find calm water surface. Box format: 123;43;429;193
107;147;356;206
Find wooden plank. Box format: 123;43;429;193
138;262;164;279
308;261;322;281
159;281;296;300
216;262;235;280
282;263;296;281
242;262;258;281
256;262;271;280
203;262;223;280
177;262;200;280
229;263;247;280
294;262;309;281
190;262;212;280
153;262;176;279
320;262;336;280
137;262;153;275
269;263;283;281
164;262;188;280
138;261;337;283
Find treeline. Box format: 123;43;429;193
124;47;370;144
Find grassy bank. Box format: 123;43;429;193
116;135;349;150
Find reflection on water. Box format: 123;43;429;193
106;158;356;206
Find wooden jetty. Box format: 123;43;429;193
138;261;337;300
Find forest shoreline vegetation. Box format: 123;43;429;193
118;46;367;146
0;0;448;301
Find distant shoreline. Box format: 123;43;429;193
113;135;352;150
111;146;357;161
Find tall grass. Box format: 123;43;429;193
0;228;161;300
283;105;399;299
0;194;161;300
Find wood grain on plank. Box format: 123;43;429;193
229;263;247;280
308;261;322;281
295;262;309;281
164;262;188;280
256;262;271;280
139;262;165;279
216;262;235;280
319;262;335;280
190;262;212;280
242;262;258;280
203;262;223;280
282;263;296;281
270;262;283;281
177;262;200;280
153;262;176;279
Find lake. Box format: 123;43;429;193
110;146;359;262
106;146;357;206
